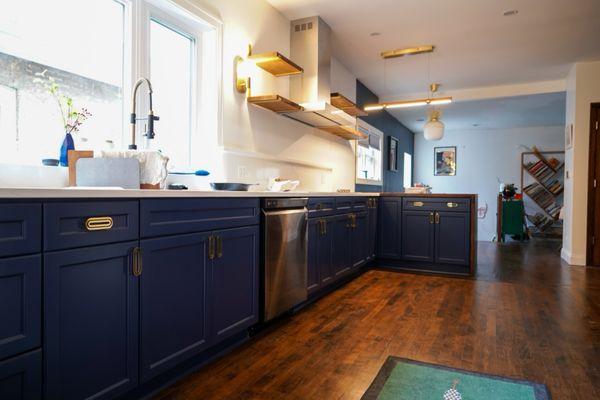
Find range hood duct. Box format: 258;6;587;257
282;16;357;129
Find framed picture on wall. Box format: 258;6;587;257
388;137;399;171
434;146;456;176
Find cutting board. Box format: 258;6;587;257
76;158;140;189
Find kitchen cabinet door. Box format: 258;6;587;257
44;242;139;400
351;211;369;268
331;214;352;278
435;211;470;265
378;198;402;259
307;219;321;294
0;350;41;400
0;255;41;361
210;226;259;343
402;211;435;262
140;233;210;382
367;200;378;261
319;218;335;287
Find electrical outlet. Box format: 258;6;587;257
237;166;247;179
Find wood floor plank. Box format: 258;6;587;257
154;240;600;399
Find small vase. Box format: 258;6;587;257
59;132;75;167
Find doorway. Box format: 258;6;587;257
587;103;600;266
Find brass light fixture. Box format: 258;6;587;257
380;45;434;59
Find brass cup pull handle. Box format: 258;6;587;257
413;201;424;207
447;202;459;208
216;236;223;258
132;247;142;277
429;212;434;224
435;212;440;224
85;216;113;231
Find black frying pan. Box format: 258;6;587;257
210;182;256;191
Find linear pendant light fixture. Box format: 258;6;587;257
364;46;453;112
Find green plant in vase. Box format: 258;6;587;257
34;70;92;166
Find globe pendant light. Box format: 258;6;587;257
424;109;444;141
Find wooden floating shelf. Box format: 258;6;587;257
247;95;303;113
249;52;303;77
317;125;368;141
330;93;368;117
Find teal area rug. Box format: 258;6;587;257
361;357;551;400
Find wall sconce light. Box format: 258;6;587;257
235;44;252;95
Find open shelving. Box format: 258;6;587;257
520;149;565;236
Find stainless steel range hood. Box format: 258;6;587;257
281;17;360;131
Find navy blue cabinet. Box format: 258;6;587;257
210;226;259;343
367;199;378;261
0;204;41;258
0;349;42;400
331;214;352;278
378;197;402;259
351;211;369;269
307;218;334;295
402;210;435;262
140;233;210;382
44;241;139;400
435;211;470;265
0;255;41;361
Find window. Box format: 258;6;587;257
0;0;219;167
356;121;383;184
0;0;125;164
403;152;412;188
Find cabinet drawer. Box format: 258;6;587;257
44;201;139;251
0;349;42;400
335;197;353;213
141;198;259;237
402;197;470;213
0;203;41;257
352;197;368;211
308;198;336;218
0;255;41;361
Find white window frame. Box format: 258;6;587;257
122;0;222;166
355;119;384;186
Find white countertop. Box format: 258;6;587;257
0;187;382;199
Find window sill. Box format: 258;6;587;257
356;178;383;186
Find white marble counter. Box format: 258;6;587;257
0;187;381;199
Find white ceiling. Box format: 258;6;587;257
389;92;566;133
267;0;600;131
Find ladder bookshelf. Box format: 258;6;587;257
520;148;565;237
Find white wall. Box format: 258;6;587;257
186;0;357;192
414;126;564;241
562;61;600;265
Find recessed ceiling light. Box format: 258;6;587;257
503;9;518;16
370;32;381;37
417;118;425;122
472;123;480;127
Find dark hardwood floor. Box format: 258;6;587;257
154;240;600;399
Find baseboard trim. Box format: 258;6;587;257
561;248;586;266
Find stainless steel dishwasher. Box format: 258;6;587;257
262;198;308;321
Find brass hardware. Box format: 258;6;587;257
208;236;215;260
234;55;249;94
435;212;440;224
216;236;223;258
381;45;435;59
85;216;113;231
132;247;142;277
429;212;434;224
413;201;424;207
323;220;327;235
447;202;459;208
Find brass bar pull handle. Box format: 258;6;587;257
413;201;424;207
324;220;327;235
429;212;434;224
132;247;142;277
447;202;459;208
208;236;215;260
85;216;114;231
216;236;223;258
435;212;440;224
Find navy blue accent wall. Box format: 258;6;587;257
355;80;414;193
